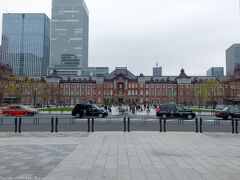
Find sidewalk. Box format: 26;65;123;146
0;132;239;180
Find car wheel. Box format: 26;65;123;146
98;113;103;118
4;112;9;116
75;113;81;118
227;115;233;120
187;114;192;120
25;112;31;116
162;114;167;119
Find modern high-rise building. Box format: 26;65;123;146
1;13;50;76
207;67;224;77
50;0;89;75
226;44;240;76
153;67;162;77
0;46;2;61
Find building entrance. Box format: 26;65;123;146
118;98;123;104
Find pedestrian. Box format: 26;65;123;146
132;105;135;114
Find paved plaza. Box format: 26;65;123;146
0;132;239;180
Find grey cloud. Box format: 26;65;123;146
1;0;240;76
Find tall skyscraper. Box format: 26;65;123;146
207;67;224;77
226;44;240;76
1;13;50;76
0;46;2;61
50;0;89;75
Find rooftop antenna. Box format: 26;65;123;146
5;9;9;14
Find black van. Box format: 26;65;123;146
156;104;196;119
72;104;108;118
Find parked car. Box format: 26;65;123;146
0;105;37;116
72;104;108;118
156;104;196;119
215;105;240;119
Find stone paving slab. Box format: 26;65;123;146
0;132;239;180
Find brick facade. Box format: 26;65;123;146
4;67;240;106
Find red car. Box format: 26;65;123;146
0;105;37;116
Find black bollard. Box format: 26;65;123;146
200;117;203;133
195;117;198;133
163;118;166;132
18;117;22;133
127;117;130;132
236;119;239;134
124;117;126;132
159;118;162;132
232;119;235;134
51;117;54;133
15;117;17;133
55;117;58;132
92;118;94;132
88;118;90;132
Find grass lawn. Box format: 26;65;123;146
185;108;214;113
39;107;73;111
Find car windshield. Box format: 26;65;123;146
222;107;229;111
176;106;185;111
92;105;99;110
22;106;31;109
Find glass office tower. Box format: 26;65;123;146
1;13;50;76
226;44;240;76
50;0;89;75
207;67;224;77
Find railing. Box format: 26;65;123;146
0;115;238;134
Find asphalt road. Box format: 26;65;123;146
0;114;237;133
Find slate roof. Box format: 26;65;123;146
175;68;191;79
105;67;137;80
46;69;62;79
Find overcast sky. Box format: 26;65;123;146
0;0;240;76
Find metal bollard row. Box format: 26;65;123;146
200;117;203;133
128;117;130;132
124;117;126;132
195;118;198;133
232;119;239;134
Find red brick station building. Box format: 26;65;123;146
2;65;240;106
